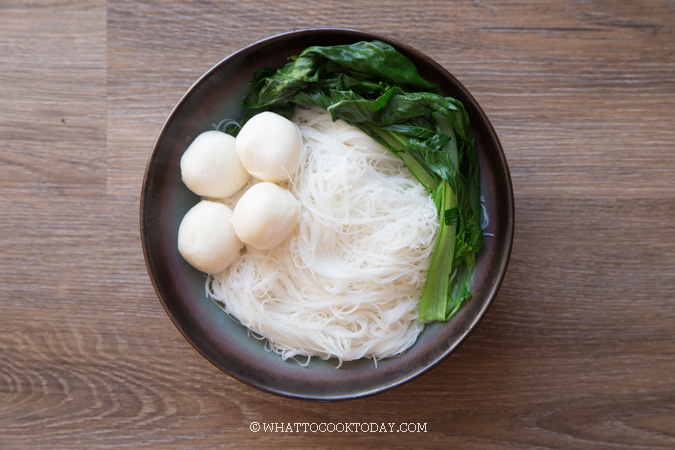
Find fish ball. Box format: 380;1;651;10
181;130;250;198
235;111;301;182
178;200;243;273
231;182;300;250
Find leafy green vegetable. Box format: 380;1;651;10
236;40;483;322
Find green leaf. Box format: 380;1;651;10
299;41;441;94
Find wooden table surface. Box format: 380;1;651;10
2;1;674;449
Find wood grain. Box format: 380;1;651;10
1;0;674;449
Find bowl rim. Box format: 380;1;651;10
140;27;515;401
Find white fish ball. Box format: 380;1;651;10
231;182;300;251
177;200;243;273
181;130;250;198
235;111;301;182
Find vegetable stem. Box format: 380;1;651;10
418;181;458;322
356;123;438;192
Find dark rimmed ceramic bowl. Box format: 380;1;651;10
140;28;514;401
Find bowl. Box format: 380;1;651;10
140;28;514;401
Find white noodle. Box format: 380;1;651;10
208;107;438;365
